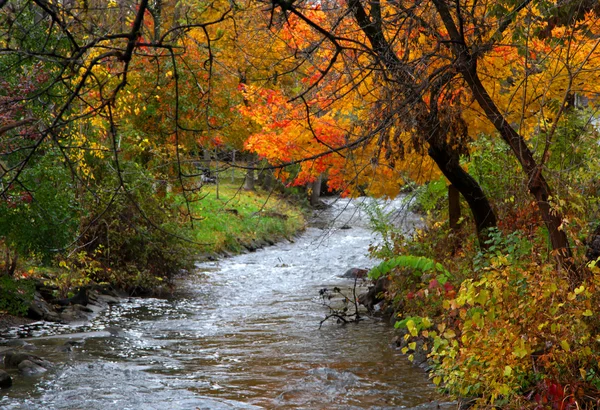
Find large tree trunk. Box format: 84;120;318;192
431;0;577;280
448;184;461;232
345;0;497;248
310;174;323;207
428;142;496;246
466;70;572;262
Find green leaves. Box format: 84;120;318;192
368;255;450;282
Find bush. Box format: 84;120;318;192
0;276;35;316
0;152;79;263
79;161;198;293
411;176;448;215
384;227;600;408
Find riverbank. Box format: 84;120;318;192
0;179;307;331
189;179;306;258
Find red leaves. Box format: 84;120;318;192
533;380;578;410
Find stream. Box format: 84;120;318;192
0;197;453;409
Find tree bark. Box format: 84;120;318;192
428;142;496;246
448;184;461;231
431;0;576;278
310;174;323;207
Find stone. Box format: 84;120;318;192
54;287;89;307
4;352;50;369
358;276;391;311
95;294;120;305
27;293;61;322
60;304;93;322
0;369;12;388
340;268;368;279
18;360;47;376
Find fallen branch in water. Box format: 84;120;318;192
318;276;363;329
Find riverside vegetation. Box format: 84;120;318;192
2;1;600;409
1;170;305;314
365;128;600;409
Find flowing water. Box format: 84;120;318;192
0;197;453;409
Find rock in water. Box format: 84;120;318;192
17;360;47;376
4;352;51;369
358;276;390;311
0;370;12;388
340;268;368;279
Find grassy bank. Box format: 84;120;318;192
189;179;306;256
0;176;306;316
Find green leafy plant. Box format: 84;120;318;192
368;255;451;285
357;199;400;257
0;276;35;316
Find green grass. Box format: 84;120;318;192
188;178;306;255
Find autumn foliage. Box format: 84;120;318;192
2;0;600;406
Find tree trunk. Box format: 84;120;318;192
448;184;461;232
259;168;274;190
244;167;255;191
343;0;498;248
431;0;579;282
310;174;323;207
464;67;572;262
428;143;496;247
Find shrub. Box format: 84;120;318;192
0;276;35;316
78;161;198;293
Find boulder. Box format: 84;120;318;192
4;352;50;369
0;369;12;388
27;293;61;322
340;268;368;279
358;276;391;311
18;360;47;376
60;304;93;322
53;287;89;307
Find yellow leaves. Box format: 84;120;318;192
560;340;571;352
443;329;456;339
406;319;418;337
512;339;530;359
